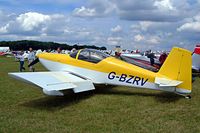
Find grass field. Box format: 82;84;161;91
0;56;200;133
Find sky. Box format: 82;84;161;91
0;0;200;50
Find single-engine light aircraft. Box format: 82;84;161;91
9;47;192;98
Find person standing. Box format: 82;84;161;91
159;52;168;66
28;47;36;72
56;47;62;54
16;51;25;72
147;50;156;66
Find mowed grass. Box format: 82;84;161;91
0;56;200;133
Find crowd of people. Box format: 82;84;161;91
14;47;53;72
15;47;36;72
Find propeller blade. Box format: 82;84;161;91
28;58;39;67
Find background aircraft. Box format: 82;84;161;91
120;45;200;73
120;53;160;72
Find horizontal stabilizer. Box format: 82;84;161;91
155;77;182;87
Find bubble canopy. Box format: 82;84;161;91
70;49;110;63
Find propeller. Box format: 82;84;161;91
28;58;39;67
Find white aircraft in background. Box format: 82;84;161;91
120;53;160;72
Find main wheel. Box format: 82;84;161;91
185;95;191;99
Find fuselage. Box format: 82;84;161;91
37;49;189;94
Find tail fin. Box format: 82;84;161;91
158;47;192;94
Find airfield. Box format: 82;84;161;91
1;56;200;132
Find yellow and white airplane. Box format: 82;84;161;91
9;47;192;98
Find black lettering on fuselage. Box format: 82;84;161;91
132;76;141;85
107;72;149;86
126;75;134;84
141;78;148;86
119;74;127;82
108;72;116;80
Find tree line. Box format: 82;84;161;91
0;40;107;51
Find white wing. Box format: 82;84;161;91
9;72;95;96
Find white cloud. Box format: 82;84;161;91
115;0;186;22
177;22;200;32
131;21;153;32
154;0;175;10
16;12;51;31
139;21;153;31
0;10;16;26
0;24;9;33
72;0;116;18
72;6;97;18
134;34;144;42
0;12;71;36
0;11;99;45
0;12;51;34
177;15;200;32
107;37;122;45
147;37;160;44
111;25;122;33
77;30;91;37
133;34;160;44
